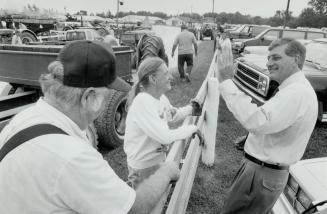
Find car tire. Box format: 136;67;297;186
94;89;128;149
21;32;37;44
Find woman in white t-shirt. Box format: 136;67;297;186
124;57;200;188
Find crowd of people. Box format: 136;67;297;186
0;23;319;214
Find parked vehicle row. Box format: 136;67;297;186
232;27;327;53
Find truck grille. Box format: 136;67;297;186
235;70;258;88
234;62;269;97
238;63;260;80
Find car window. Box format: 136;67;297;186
306;41;327;67
282;31;305;39
86;31;92;39
307;32;325;40
263;30;279;40
252;26;268;35
66;31;86;41
241;26;250;33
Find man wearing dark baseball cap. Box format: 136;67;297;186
0;40;180;214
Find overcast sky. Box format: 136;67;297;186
1;0;311;18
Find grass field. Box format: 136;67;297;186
100;40;327;214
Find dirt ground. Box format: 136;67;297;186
100;40;327;214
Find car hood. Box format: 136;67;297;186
290;158;327;202
239;54;327;76
232;38;250;43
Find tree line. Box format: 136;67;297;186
2;0;326;28
95;0;327;28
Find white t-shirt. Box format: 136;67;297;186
220;72;318;165
0;98;135;214
124;93;196;169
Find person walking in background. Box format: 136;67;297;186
124;57;201;189
171;25;198;83
215;29;233;66
11;29;22;45
0;41;180;214
136;33;168;68
217;38;318;214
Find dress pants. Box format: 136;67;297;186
221;158;289;214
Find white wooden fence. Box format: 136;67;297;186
151;50;220;214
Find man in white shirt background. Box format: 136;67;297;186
218;38;318;213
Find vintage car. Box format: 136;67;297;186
233;38;327;122
229;24;270;40
272;157;327;214
233;28;327;53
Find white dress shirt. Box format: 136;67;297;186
220;71;318;165
124;92;196;169
0;98;135;214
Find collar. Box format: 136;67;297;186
279;71;305;90
35;98;89;142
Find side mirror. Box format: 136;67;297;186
261;37;265;42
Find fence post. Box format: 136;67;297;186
201;77;219;166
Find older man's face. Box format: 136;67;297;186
266;44;299;84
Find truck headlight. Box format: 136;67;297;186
297;188;312;210
283;176;313;214
257;76;268;94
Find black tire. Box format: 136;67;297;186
21;32;37;44
94;90;128;149
63;26;73;31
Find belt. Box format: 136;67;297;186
244;153;289;170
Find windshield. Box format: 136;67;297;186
305;41;327;68
254;29;268;39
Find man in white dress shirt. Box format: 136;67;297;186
218;38;318;214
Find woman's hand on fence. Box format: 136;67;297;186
190;99;202;116
192;129;204;146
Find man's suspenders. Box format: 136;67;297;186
0;124;68;162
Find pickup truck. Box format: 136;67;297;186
229;24;270;40
233;38;327;122
0;44;134;149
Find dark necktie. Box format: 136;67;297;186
271;87;279;98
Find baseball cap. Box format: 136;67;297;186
57;40;131;92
